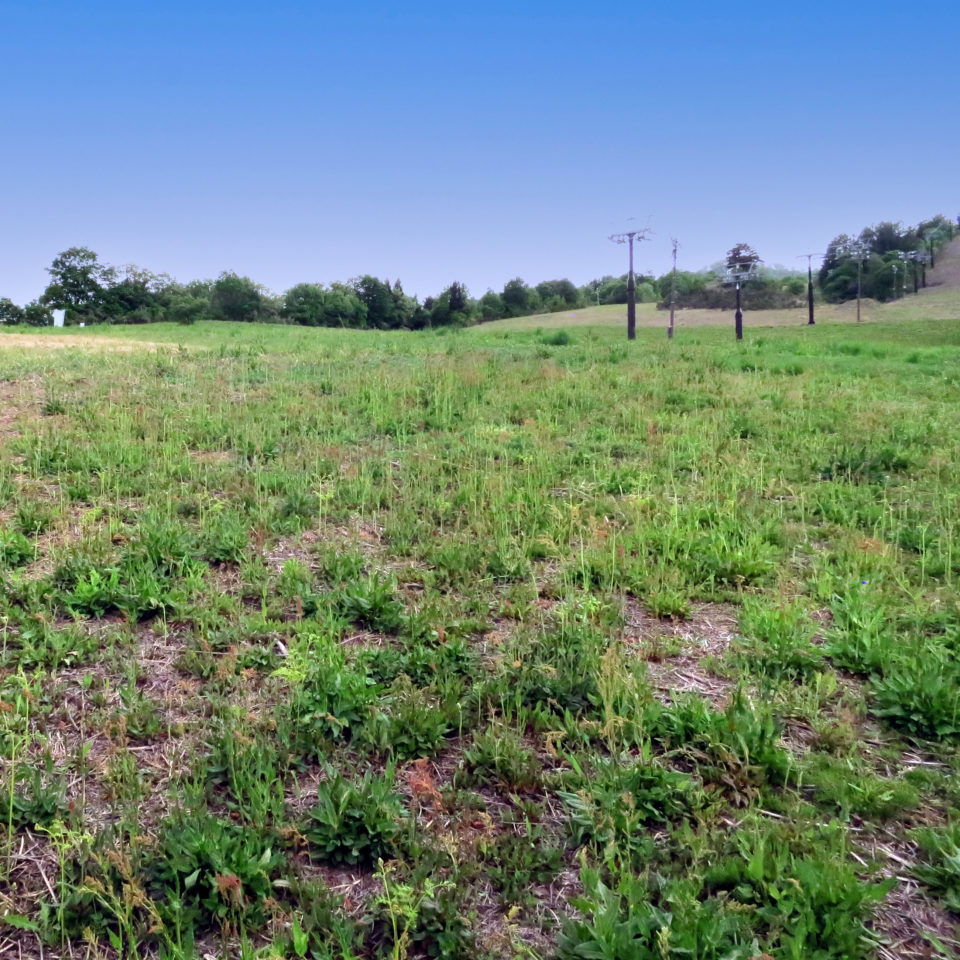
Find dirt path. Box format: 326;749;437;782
925;235;960;289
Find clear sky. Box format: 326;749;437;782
2;0;958;305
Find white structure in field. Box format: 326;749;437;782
52;309;65;327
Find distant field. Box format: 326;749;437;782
0;311;959;958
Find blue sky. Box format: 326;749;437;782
2;0;958;305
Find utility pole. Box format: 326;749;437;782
609;226;652;340
668;238;678;339
797;253;823;325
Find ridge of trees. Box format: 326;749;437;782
1;213;955;329
819;215;955;303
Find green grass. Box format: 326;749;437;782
0;314;959;957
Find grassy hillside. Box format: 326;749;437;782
476;238;960;334
0;312;958;958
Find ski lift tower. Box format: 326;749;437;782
906;251;922;294
608;225;652;341
723;246;762;341
840;239;870;322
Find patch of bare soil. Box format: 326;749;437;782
866;830;959;959
623;599;738;704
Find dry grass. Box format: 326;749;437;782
623;599;738;705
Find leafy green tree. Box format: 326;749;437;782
501;278;539;317
447;281;468;314
23;302;53;326
167;294;208;325
281;283;368;327
725;242;762;274
0;298;25;325
42;247;116;320
354;276;399;329
918;215;956;267
325;284;368;327
535;279;579;307
597;275;628;304
478;291;505;321
425;282;473;326
282;283;327;325
211;272;266;322
101;265;172;322
391;279;417;329
861;222;916;255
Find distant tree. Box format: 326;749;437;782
23;302;53;326
167;294;208;325
101;266;171;322
447;281;467;314
654;270;709;300
597;275;628;305
635;281;659;303
918;215;956;267
42;247;116;320
425;282;473;326
535;279;579;307
325;283;367;327
860;222;916;255
501;278;538;317
391;279;417;328
354;275;399;329
282;283;327;325
782;275;806;296
0;298;25;325
478;291;505;321
211;272;266;322
725;243;762;275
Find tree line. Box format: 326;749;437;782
1;212;955;329
818;215;955;303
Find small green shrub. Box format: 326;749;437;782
286;640;376;752
0;528;33;568
871;655;960;740
316;545;366;585
304;766;404;866
337;574;405;633
148;814;283;932
736;598;823;680
479;823;564;906
557;868;747;960
364;675;453;760
207;722;288;829
803;753;919;819
2;767;68;829
912;820;960;912
652;691;792;796
197;513;248;564
456;723;541;793
560;759;697;860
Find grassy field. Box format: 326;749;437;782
0;308;959;959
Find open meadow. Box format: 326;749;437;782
0;307;959;959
